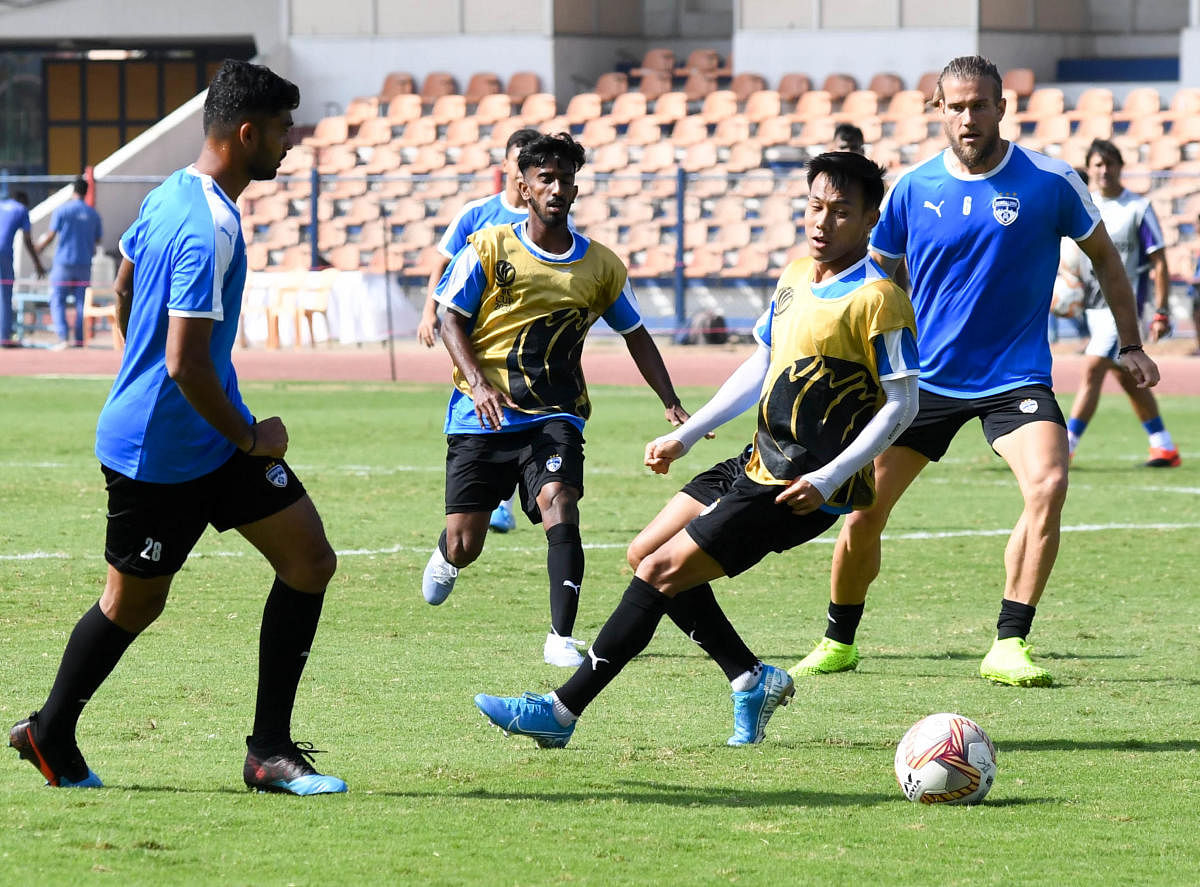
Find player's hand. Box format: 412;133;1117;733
774;478;825;515
249;417;289;458
1120;348;1161;388
644;437;684;475
664;403;715;439
1148;313;1172;344
416;313;441;348
470;380;515;431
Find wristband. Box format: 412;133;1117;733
1154;311;1170;321
244;425;257;454
1117;344;1144;356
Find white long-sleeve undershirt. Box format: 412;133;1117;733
655;344;920;501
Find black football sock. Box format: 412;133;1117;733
665;583;758;681
251;578;325;751
996;598;1036;641
823;602;865;645
546;523;584;637
38;602;138;746
555;577;668;716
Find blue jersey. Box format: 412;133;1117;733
434;192;528;297
49;198;103;268
96;166;251;482
0;198;31;269
871;144;1099;397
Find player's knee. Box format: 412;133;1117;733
445;531;484;566
844;503;889;539
288;543;337;591
626;534;651;570
1027;467;1068;513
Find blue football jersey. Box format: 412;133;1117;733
871;144;1099;397
95;166;251;482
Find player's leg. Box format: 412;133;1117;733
70;281;86;346
627;493;706;571
11;465;205;788
424;434;518;605
1113;368;1180;467
1065;355;1110;458
1067;308;1120;459
48;279;71;347
224;456;345;795
791;445;929;676
1;273;15;345
526;420;589;666
983;410;1067;687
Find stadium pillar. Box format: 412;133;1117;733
673;166;686;342
309;166;320;270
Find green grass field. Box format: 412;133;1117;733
1;376;1198;886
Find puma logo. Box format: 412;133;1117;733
562;579;581;595
687;630;702;646
923;200;944;218
586;647;610;671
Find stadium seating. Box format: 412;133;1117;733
234;64;1200;298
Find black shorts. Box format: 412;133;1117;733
444;418;585;525
894;385;1065;462
680;444;753;506
684;472;840;578
103;450;307;578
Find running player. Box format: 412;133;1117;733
417;127;543;533
1066;138;1179;467
423;132;691;668
791;55;1160;687
9;61;345;795
474;151;919;747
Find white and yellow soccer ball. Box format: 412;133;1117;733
894;712;997;805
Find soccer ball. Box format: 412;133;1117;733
894;712;997;805
1050;267;1085;318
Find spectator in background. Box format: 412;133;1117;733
1191;212;1200;356
0;191;46;347
37;178;103;349
833;123;865;155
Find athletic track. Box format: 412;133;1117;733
3;338;1200;394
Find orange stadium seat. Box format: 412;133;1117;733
1002;67;1035;100
652;92;689;124
676;48;724;77
794;90;832;121
431;94;467;125
837;89;878;122
1067;88;1114;122
316;145;357;175
565;92;602;127
589;142;630;174
609;91;648;125
420;72;458;105
444;117;480;148
464;72;502;105
1015;88;1064;124
1162;88;1200;122
744;89;781;123
507;71;542;104
472;93;513;126
681;141;718;172
579;116;618;148
519;93;557;125
777;73;812;105
304;116;349;148
385;94;423;124
753;116;794;147
349;117;393;148
379;71;415;102
682;70;719;102
868;73;904;102
407;145;447;175
395;116;437;148
632;48;676;78
795;117;835;148
821;73;858;104
725;141;763;173
730;73;767;104
344;97;380;128
684;244;724;278
670;115;709;148
451;143;492;174
720;245;769;278
1114;87;1161;123
636;70;674;103
712;115;750;147
594;72;629;104
699;90;738;123
916;71;940;102
362;144;403;175
881;89;929;123
487;116;527;149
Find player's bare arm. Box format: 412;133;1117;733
870;250;902;279
417;254;451;347
165;314;282;456
1147;249;1171;343
440;309;515;430
620;324;691;426
1079;224;1160;387
113;258;134;338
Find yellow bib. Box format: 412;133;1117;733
457;225;628;420
745;258;917;510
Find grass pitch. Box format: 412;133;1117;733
1;376;1198;886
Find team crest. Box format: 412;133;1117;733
495;260;517;287
992;194;1020;226
546;454;563;472
1019;398;1038;414
775;287;794;315
265;462;289;488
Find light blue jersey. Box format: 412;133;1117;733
96;166;251;482
871;143;1100;397
49;198;103;268
434;194;527;304
0;198;31;269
